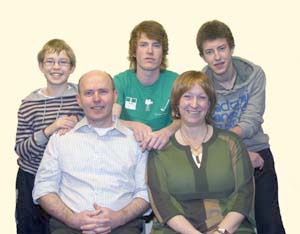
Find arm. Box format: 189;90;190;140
84;198;149;231
234;67;266;139
167;215;202;234
15;104;78;162
113;103;152;143
213;212;244;234
218;136;255;233
39;193;111;232
230;126;264;169
34;134;111;233
141;119;181;151
147;151;199;233
81;148;149;233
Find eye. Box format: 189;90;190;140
59;60;70;66
183;94;192;99
205;50;213;55
198;95;208;100
98;89;108;95
153;42;161;48
44;60;55;66
139;42;148;48
219;45;226;51
84;90;94;97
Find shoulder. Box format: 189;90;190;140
213;127;242;144
233;56;265;82
160;70;178;80
113;69;135;80
158;70;178;87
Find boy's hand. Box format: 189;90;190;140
44;115;78;137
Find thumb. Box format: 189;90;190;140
94;203;102;210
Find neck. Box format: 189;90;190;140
180;124;208;139
88;117;114;128
136;68;160;85
214;62;236;89
45;83;68;97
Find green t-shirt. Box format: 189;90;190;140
113;70;178;131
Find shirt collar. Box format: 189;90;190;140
73;117;130;137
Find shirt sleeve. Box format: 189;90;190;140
15;104;49;162
147;151;184;224
32;134;61;204
133;149;149;203
113;74;125;107
237;67;266;139
227;135;255;225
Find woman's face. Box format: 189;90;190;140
178;84;210;127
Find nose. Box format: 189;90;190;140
53;61;61;69
214;50;221;60
93;92;101;102
191;97;198;108
147;45;153;54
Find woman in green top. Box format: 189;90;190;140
147;71;256;234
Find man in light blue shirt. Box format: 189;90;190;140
33;70;149;234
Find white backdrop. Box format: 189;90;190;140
1;0;299;233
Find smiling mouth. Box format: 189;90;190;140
92;106;104;110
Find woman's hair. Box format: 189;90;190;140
171;70;216;124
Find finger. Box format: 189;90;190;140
93;203;102;210
94;225;111;233
146;136;157;150
81;223;98;231
141;136;152;151
134;130;143;142
153;138;166;150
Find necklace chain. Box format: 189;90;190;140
180;125;209;156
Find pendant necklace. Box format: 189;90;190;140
180;125;209;164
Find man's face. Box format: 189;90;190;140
39;50;75;86
201;38;234;77
77;72;117;128
135;33;163;72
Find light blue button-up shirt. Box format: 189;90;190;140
33;117;149;212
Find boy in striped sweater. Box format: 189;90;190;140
14;39;84;234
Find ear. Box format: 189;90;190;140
113;90;118;103
70;65;76;74
230;46;235;55
38;62;44;73
76;94;82;108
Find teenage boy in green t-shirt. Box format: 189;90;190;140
114;20;179;151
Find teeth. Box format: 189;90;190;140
92;106;103;110
188;110;200;114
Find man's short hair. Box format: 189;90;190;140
128;20;169;71
196;20;235;57
37;39;76;68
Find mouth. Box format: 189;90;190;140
186;109;201;115
145;58;155;62
50;72;64;76
213;61;225;68
91;106;104;110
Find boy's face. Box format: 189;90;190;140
135;33;163;73
39;50;75;86
201;38;234;77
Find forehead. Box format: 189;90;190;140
138;33;159;43
80;74;113;90
202;38;229;49
44;50;69;59
184;84;206;93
